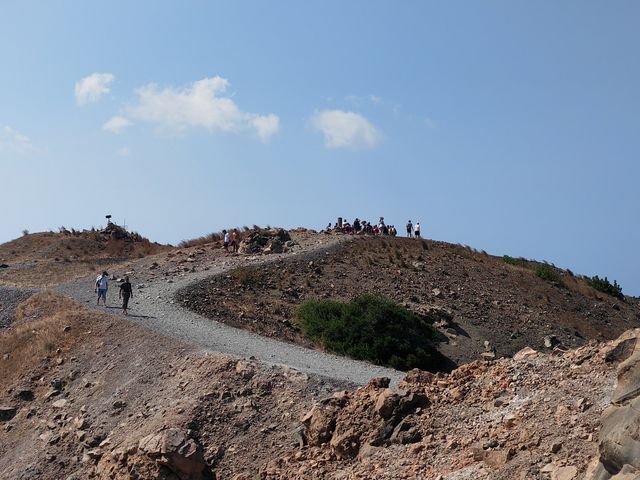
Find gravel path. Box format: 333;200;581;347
54;238;404;386
0;286;37;328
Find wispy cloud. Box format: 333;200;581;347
103;116;132;134
345;94;382;106
75;73;114;106
310;110;382;150
117;146;130;157
0;126;39;155
121;76;279;142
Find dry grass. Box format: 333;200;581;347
1;291;90;382
178;226;256;248
0;230;171;288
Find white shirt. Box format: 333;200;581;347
415;223;420;232
224;232;231;243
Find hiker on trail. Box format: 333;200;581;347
95;271;109;306
119;275;133;315
406;220;413;238
223;229;230;253
414;222;421;239
232;228;239;253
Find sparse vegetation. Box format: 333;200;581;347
585;275;624;299
503;255;530;268
297;294;442;371
2;292;82;382
534;264;563;284
22;229;29;236
178;232;223;248
230;266;264;287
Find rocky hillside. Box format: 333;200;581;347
178;235;640;367
1;291;638;479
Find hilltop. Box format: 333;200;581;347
0;224;171;288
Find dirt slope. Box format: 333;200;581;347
0;292;347;479
1;291;636;479
0;227;171;288
178;235;640;367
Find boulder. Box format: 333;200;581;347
138;429;213;480
330;427;360;459
301;405;337;446
15;389;34;401
238;228;291;255
605;337;638;364
545;335;561;349
0;405;17;421
551;465;578;480
513;347;538;361
588;332;640;479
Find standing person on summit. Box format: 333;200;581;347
231;228;239;253
223;229;230;253
95;271;109;306
406;220;413;238
414;222;421;239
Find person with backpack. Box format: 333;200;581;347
119;275;133;315
95;271;109;306
406;220;413;238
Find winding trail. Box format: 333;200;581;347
54;237;404;386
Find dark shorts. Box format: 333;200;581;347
97;288;107;300
223;242;229;248
415;231;420;237
122;292;131;309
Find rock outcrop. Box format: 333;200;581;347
588;331;640;479
97;429;214;480
238;229;292;255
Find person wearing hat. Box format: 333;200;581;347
95;271;109;306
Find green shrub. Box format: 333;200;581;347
585;275;623;299
534;264;563;284
297;294;445;371
503;255;529;268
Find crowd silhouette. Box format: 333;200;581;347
324;217;421;238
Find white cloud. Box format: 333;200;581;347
345;94;382;106
424;117;437;129
249;114;280;142
124;76;279;142
103;116;132;134
310;110;382;149
117;146;130;157
75;73;114;105
0;126;38;154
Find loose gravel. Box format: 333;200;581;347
54;238;404;386
0;286;37;328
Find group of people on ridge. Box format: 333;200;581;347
326;217;421;239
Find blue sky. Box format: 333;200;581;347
1;1;639;295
